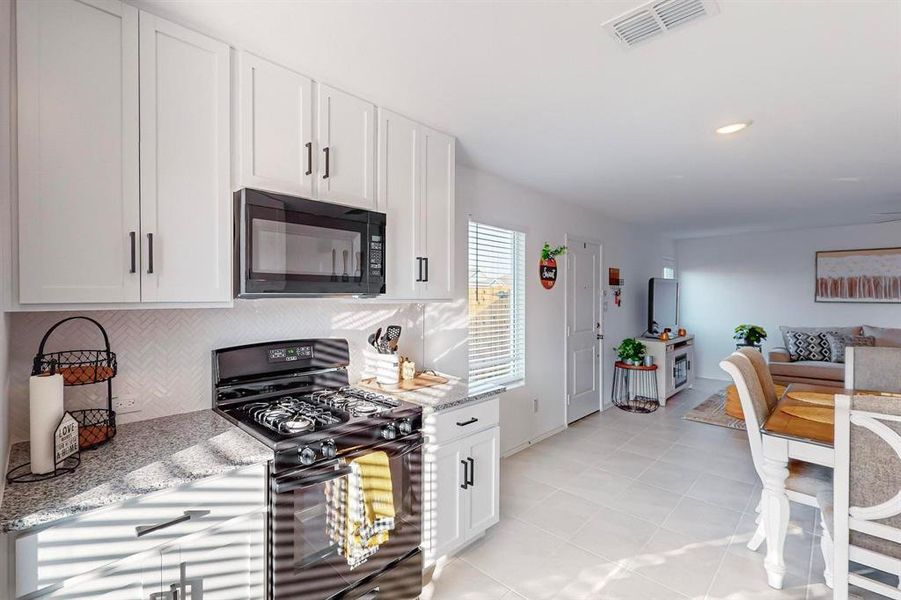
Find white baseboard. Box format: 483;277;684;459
502;424;567;458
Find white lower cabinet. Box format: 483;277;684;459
424;398;500;563
160;511;265;600
10;464;266;600
40;552;160;600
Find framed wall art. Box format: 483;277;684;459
815;247;901;303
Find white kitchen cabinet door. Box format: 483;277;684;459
162;512;265;600
427;440;467;563
419;126;455;300
40;552;160;600
237;53;314;197
17;0;140;304
377;109;421;300
464;427;500;539
139;12;231;303
317;84;376;210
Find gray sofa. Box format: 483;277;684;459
768;325;901;388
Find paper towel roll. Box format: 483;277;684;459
29;373;65;474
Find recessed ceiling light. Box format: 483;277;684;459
716;121;752;135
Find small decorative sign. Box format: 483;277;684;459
55;412;79;464
540;243;567;290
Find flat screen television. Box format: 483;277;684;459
648;278;679;335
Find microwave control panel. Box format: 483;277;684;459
369;236;383;276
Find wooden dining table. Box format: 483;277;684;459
759;383;848;589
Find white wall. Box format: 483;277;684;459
7;302;424;443
426;165;673;454
0;0;13;504
678;221;901;380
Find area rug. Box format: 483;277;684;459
683;388;746;431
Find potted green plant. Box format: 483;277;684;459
734;324;767;351
616;338;647;365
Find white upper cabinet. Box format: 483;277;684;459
17;0;140;304
16;1;231;306
378;109;420;300
420;126;455;300
378;109;455;301
236;52;314;197
316;84;376;210
139;13;230;303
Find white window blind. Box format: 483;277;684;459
468;221;525;390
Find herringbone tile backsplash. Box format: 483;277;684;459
8;300;424;443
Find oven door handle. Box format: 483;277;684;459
275;464;354;494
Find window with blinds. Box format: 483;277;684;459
468;221;525;391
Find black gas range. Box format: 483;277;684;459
213;339;423;600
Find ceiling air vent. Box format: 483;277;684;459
604;0;719;48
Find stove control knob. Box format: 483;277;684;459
299;446;317;466
320;440;337;459
398;419;414;436
381;424;397;441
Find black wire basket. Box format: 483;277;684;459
32;317;118;450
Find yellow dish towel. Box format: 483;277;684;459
344;450;396;568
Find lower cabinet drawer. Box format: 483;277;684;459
430;397;499;443
15;463;266;598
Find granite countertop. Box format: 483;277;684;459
0;410;273;533
362;374;504;412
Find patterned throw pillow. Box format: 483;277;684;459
825;332;876;363
785;330;834;362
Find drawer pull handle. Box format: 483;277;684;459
456;417;478;427
135;509;209;537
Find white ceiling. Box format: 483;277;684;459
135;0;901;238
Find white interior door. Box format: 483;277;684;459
566;237;602;423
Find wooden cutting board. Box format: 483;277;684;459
359;373;449;393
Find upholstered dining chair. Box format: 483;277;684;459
737;346;781;412
720;353;833;564
824;391;901;599
846;347;901;394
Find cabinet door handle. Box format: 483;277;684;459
135;510;209;537
460;459;469;489
415;257;423;282
456;417;478;427
147;233;154;274
322;146;330;179
305;142;313;176
467;457;475;487
129;231;136;274
423;257;429;282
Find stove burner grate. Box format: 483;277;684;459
310;386;400;417
242;397;344;434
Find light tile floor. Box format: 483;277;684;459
422;378;834;600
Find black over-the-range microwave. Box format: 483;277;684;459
234;188;386;297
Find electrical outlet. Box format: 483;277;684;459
113;395;140;414
533;398;539;413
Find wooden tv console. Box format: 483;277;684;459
641;335;695;406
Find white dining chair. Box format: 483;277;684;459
824;390;901;599
720;353;833;572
